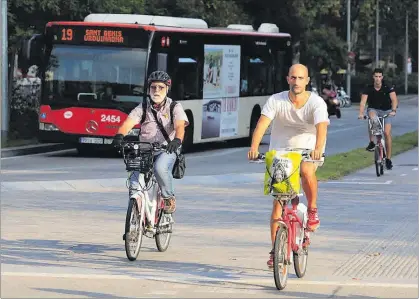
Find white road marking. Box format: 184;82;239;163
327;125;364;134
412;167;418;171
323;180;392;185
344;178;377;181
187;148;244;160
2;272;417;289
400;174;407;176
1;147;243;163
1;148;245;174
1;169;68;174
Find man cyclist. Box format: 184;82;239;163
112;71;189;214
247;63;329;268
358;68;398;170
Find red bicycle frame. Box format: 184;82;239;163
277;197;309;262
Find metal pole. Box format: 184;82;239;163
1;0;8;146
346;0;351;98
404;13;408;95
375;0;379;68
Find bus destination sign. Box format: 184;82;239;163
58;27;124;44
84;29;124;43
48;25;150;48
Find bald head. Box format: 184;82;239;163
288;64;309;77
287;63;310;95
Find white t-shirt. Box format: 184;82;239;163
261;91;330;151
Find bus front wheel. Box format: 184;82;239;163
182;114;194;153
248;108;260;145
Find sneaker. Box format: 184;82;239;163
163;196;176;214
267;250;274;268
386;159;393;170
366;141;375;151
307;208;320;231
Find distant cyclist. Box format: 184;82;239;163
358;68;398;169
112;71;189;214
248;63;329;268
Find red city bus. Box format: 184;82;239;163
19;14;294;154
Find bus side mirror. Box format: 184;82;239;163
22;34;45;67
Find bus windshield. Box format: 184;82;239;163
43;45;147;105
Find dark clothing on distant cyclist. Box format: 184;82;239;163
361;84;395;111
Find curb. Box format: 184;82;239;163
1;143;74;158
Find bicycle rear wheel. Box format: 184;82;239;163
273;224;289;290
124;198;144;261
374;147;381;177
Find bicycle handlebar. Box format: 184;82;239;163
119;140;167;151
362;114;390;120
250;148;325;163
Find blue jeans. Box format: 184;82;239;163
129;151;177;199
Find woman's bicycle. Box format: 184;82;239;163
251;148;325;290
363;114;389;177
119;140;174;261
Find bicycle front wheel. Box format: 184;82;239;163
293;242;308;278
124;198;144;261
273;224;289;290
155;212;173;252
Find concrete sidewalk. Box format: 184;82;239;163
1;149;418;298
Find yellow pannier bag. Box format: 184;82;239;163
263;149;303;196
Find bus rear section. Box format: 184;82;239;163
37;22;150;152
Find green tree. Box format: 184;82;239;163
237;0;346;79
379;0;418;72
143;0;250;27
8;0;145;49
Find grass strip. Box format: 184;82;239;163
317;130;418;181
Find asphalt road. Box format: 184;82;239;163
1;95;417;182
1;95;418;298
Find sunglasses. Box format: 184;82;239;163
150;85;166;92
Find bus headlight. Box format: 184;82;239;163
39;123;59;131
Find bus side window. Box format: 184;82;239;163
240;55;249;96
174;57;200;100
275;51;286;93
157;53;168;71
247;55;273;96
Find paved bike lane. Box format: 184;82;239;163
1;149;418;298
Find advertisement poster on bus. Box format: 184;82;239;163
201;99;222;139
203;45;240;98
202;44;240;139
220;97;239;138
